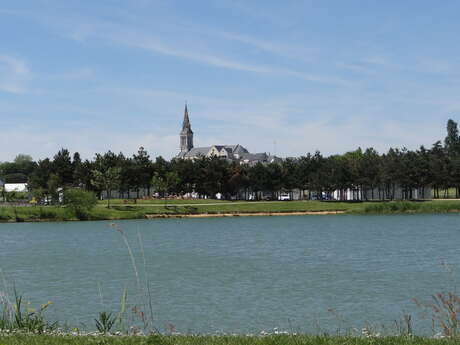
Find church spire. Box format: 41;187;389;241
180;103;194;152
182;103;191;130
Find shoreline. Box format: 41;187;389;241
144;210;346;218
2;200;460;223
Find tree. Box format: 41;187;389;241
429;141;449;198
226;163;249;199
248;163;269;200
14;154;33;165
444;119;460;155
91;167;121;208
132;147;153;198
47;173;60;204
52;148;74;186
28;159;53;200
151;172;168;205
0;154;36;183
72;152;84;187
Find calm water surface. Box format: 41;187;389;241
0;214;459;334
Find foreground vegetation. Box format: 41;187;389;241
1;335;460;345
1;200;460;222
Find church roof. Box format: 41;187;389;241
184;146;211;157
240;152;268;162
177;144;252;159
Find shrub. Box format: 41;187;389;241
63;188;97;220
0;208;11;220
38;207;58;219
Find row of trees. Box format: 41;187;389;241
1;120;460;202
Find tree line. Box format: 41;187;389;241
1;120;460;202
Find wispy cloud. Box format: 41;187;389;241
0;55;30;93
217;31;314;61
28;9;347;86
121;34;274;74
2;3;350;86
97;29;351;86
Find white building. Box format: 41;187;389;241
4;183;28;193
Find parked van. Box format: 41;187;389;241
278;193;291;201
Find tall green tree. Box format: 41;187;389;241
53;148;74;186
444;119;460;155
91;167;121;208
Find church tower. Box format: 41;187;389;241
180;104;194;152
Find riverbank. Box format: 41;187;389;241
0;334;456;345
1;200;460;222
144;210;346;218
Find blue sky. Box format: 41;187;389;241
1;0;459;161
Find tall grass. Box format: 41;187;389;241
0;289;56;334
363;201;460;214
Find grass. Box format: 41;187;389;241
99;199;230;205
0;200;460;222
0;334;459;345
362;200;460;214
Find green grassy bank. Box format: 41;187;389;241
0;335;457;345
1;200;460;222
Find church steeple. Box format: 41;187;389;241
180;103;194;152
182;104;191;130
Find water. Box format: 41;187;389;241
0;214;459;334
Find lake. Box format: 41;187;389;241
0;214;459;334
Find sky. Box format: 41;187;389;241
1;0;460;161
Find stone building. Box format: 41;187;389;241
176;105;278;164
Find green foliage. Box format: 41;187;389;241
4;191;27;203
63;188;97;220
92;167;122;208
47;174;60;205
363;201;460;214
151;173;167;197
38;207;59;220
0;291;56;334
0;154;35;183
445;119;460;155
94;312;116;334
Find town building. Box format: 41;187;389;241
4;183;28;193
176;105;279;164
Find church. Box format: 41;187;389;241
176;105;278;165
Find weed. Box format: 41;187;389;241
95;312;116;334
414;292;460;337
0;289;57;334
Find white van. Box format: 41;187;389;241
278;193;290;201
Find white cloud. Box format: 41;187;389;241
0;55;30;94
217;31;314;62
104;31;349;86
